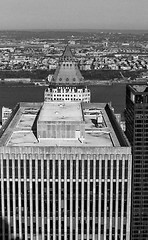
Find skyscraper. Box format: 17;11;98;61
44;45;90;103
125;84;148;240
0;101;132;240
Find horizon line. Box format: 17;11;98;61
0;28;148;32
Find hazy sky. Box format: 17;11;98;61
0;0;148;30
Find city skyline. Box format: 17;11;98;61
0;0;148;30
0;44;132;240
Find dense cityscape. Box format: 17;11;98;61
0;29;147;240
0;31;148;84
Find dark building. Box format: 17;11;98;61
125;84;148;240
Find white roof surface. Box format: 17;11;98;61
0;102;121;147
38;102;83;122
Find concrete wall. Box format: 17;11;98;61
37;121;85;139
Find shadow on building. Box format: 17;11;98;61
0;216;21;240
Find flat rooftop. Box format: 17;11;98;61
0;102;129;147
38;102;83;122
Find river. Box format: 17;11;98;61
0;84;126;121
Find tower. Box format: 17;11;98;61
125;84;148;240
0;101;132;240
44;45;90;102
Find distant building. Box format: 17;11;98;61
47;74;53;82
0;101;132;240
45;45;90;102
115;113;121;124
2;106;12;125
0;78;31;83
125;84;148;240
141;71;148;79
103;41;108;48
68;40;75;45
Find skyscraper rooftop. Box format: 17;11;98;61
0;102;129;148
131;84;148;93
38;102;83;122
127;83;148;104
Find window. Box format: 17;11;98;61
38;160;41;178
26;160;29;179
21;160;24;178
44;160;47;178
102;160;105;179
73;161;76;179
84;160;87;179
32;160;35;179
125;160;128;179
90;160;93;179
9;160;12;178
55;160;58;179
119;160;122;179
79;161;82;179
15;160;18;178
96;160;99;179
3;160;6;178
108;160;111;179
67;161;70;179
49;160;53;179
113;160;116;179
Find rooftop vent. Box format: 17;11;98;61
59;103;65;108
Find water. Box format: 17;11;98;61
89;84;126;113
0;84;126;121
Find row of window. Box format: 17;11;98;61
0;181;128;235
45;98;88;101
52;77;83;82
1;159;129;180
45;93;90;97
46;87;89;93
4;222;127;238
